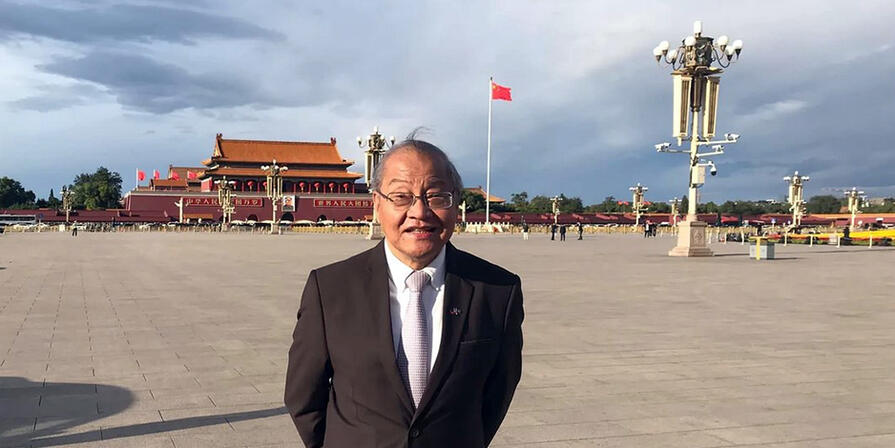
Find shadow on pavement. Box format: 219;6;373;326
0;376;133;446
28;407;287;447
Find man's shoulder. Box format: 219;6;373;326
449;245;520;287
312;243;380;279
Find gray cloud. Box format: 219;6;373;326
9;82;107;112
0;1;281;44
38;51;280;113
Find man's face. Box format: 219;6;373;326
374;149;458;269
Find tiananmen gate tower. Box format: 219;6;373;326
124;134;372;223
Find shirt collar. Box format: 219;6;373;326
384;240;446;291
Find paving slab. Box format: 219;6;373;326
0;231;893;447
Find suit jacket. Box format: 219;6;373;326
285;241;523;448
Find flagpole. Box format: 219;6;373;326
486;76;492;227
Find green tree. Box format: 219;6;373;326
0;177;36;208
865;198;895;213
699;201;720;214
527;195;553;213
585;196;624;213
558;194;584;213
806;195;843;214
71;167;123;210
46;189;62;209
490;202;516;212
459;189;486;212
649;202;671;213
510;192;530;212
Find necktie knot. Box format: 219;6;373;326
405;270;431;293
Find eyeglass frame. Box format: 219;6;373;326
374;189;455;210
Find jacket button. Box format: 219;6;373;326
410;428;421;438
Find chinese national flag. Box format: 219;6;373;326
137;169;146;181
187;170;197;180
491;81;512;101
170;171;180;180
153;169;160;180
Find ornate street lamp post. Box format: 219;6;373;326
629;183;649;226
60;185;73;225
783;171;809;229
653;20;743;257
550;195;561;225
844;187;865;231
174;198;184;224
358;126;395;240
669;197;681;226
262;160;288;234
215;176;236;230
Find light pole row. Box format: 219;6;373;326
629;183;648;226
783;171;809;229
60;185;73;224
216;177;236;229
845;187;865;231
262;159;288;234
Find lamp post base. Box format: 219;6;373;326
366;222;384;240
668;220;714;257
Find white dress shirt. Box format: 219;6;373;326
384;241;445;372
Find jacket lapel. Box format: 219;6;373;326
412;243;474;422
364;241;415;415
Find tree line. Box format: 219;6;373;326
0;167;123;210
461;190;895;215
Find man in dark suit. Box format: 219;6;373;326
285;136;524;448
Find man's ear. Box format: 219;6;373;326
373;191;382;212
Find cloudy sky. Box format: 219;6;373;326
2;0;894;205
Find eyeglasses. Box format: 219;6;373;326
376;190;454;210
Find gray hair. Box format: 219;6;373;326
371;128;463;195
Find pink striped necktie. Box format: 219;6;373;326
399;270;431;408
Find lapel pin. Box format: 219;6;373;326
449;307;461;316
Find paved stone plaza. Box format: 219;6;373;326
1;231;894;447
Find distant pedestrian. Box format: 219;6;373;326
577;221;583;240
550;223;557;240
559;224;566;241
522;222;530;241
643;221;650;238
71;224;78;237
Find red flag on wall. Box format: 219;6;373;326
491;81;512;101
153;169;160;179
187;170;197;180
170;171;180;180
137;169;146;181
